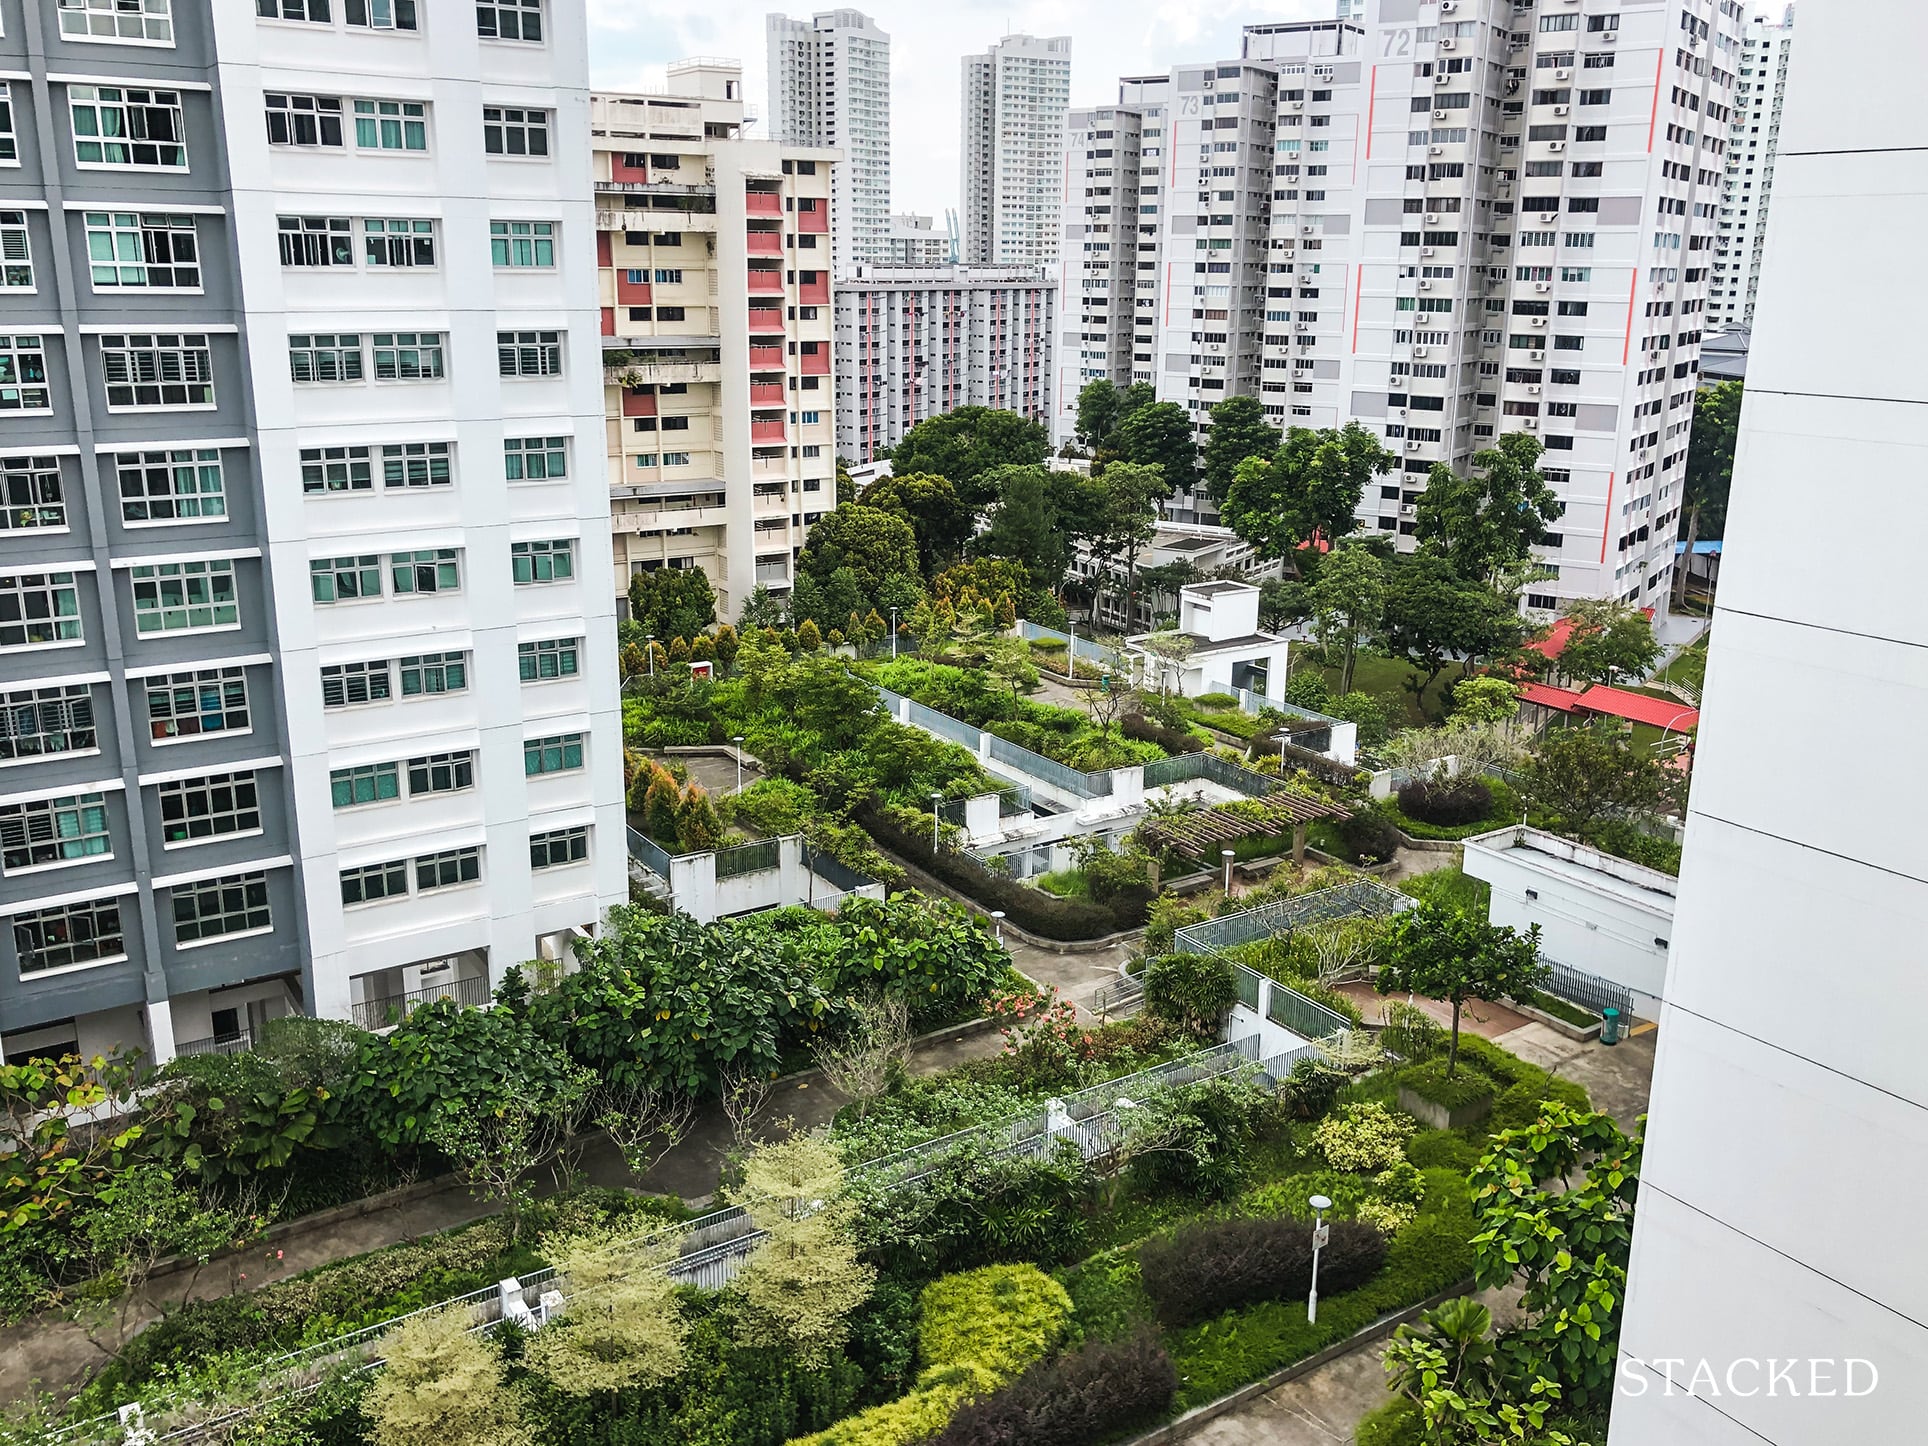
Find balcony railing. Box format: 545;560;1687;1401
604;361;722;386
175;1030;254;1058
351;973;489;1032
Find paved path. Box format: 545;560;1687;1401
1493;1020;1657;1133
1004;934;1140;1020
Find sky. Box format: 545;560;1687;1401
586;0;1332;224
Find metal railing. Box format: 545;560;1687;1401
626;824;673;880
350;974;489;1032
803;845;877;895
714;838;780;879
1173;878;1412;958
1089;972;1145;1020
1542;959;1632;1020
1256;968;1356;1041
173;1031;254;1059
876;684;1113;800
1141;750;1281;798
1015;619;1118;665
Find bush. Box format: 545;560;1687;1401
1396;1061;1498;1113
1280;1056;1347;1120
1395;778;1494;827
1404;1130;1483;1174
1195;691;1239;709
1355;1395;1425;1446
1333;808;1403;865
1122;712;1204;756
932;1332;1178;1446
1142;953;1238;1037
1136;1216;1388;1327
1311;1103;1417;1172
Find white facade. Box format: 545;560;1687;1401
833;265;1055;462
766;8;891;272
1612;3;1928;1439
883;213;952;266
1461;827;1675;1014
1054;102;1151;443
960;35;1072;268
1708;7;1794;330
594;63;839;617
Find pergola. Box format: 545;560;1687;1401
1142;791;1353;869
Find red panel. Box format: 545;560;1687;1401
800;350;830;376
596;231;613;266
745;191;782;215
747;270;785;294
746;229;784;256
612;154;649;183
615;273;653;304
600;306;615;336
799;277;830;305
797;200;829;233
749;345;786;368
750;382;787;404
622;389;657;417
750;420;787;442
748;308;785;333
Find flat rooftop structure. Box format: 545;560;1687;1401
1463;825;1678;915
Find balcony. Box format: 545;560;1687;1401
751;419;788;443
749;345;786;369
750;381;786;404
175;1029;256;1058
599;208;718;233
745;190;783;216
746;228;784;256
605;360;723;387
754;560;793;586
747;270;785;295
748;307;785;333
797;204;829;234
800;349;831;376
598;176;717;197
351;972;489;1032
799;277;830;305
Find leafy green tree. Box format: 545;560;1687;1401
1471;1102;1643;1412
1086;462;1166;628
1223;422;1394;557
1518;724;1682;837
1259;576;1306;632
1377;900;1547;1076
521;1228;687;1395
1551;600;1660;688
143;1053;338;1183
737;584;786;630
1412;432;1564;584
367;1305;533;1446
1382;1296;1583;1446
1451;676;1521;725
1380;555;1523;719
1;1055;142;1232
860;471;971;576
887;407;1050;507
975;465;1067;594
1309;544;1387;695
627;566;717;641
796;503;919;599
1681;379;1741;545
1114;400;1197;497
1324;690;1395;748
730;1135;876;1367
1075;378;1124;451
1201;394;1277;503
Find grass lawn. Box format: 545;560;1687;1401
1652;635;1709;694
1313;653;1467;728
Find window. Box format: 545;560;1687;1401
498;330;563;377
132;559;238;634
0;456;65;530
145;667;249;741
0;686;96;762
0;573;82;647
511;539;573;584
0;83;15;162
345;0;416;28
116;449;224;524
505;436;567;480
264;93;344;148
340;858;407;906
652;268;682;285
518;637;578;681
278;215;353;268
530;827;588;870
257;0;332;18
300;445;372;494
524;732;583;776
157;771;261;845
399;651;466;695
15;899;124;974
57;0;174;44
101;332;214;408
1;794;111;871
0;212;32;291
372;332;443;380
381;442;450;488
353;99;427;152
331;762;398;808
0;336;52;411
415;847;480;891
363;218;435;267
289;332;362;384
172;872;272;945
490;220;555;267
407;751;473;795
311;555;381;603
477;0;542;41
321;659;389;707
483;106;549;157
390;549;459;595
69;86;186;168
85;212;200;289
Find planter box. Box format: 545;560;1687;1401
1398;1082;1493;1132
1515;1003;1604;1042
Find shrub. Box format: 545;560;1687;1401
1396;1061;1498;1113
931;1332;1178;1446
1195;691;1239;709
1122;712;1203;756
1142;953;1238;1037
1395;777;1495;828
1334;808;1403;865
1404;1130;1483;1174
1311;1103;1417;1172
1136;1216;1388;1327
1354;1395;1425;1446
1280;1056;1347;1120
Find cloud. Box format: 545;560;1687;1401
588;0;1329;222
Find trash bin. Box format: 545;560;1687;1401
1601;1007;1621;1046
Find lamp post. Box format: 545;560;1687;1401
991;910;1005;945
1222;847;1236;896
890;605;899;659
732;736;746;794
645;635;656;677
1067;620;1076;679
1307;1194;1333;1323
932;792;943;854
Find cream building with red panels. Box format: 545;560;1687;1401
591;62;837;620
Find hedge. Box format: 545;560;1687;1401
931;1332;1177;1446
1395;778;1494;828
857;803;1149;941
1122;713;1204;756
1395;1061;1498;1113
1137;1216;1388;1327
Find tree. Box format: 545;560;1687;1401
730;1135;876;1366
1681;380;1741;547
1114;400;1197;497
1380;555;1523;719
1222;422;1394;558
594;1080;697;1183
627;566;717;641
1551;600;1660;688
424;1056;594;1241
1450;676;1520;726
886;407;1050;507
1086;462;1165;628
1412;432;1564;584
1518;724;1681;837
1382;1296;1582;1446
1308;544;1387;695
366;1305;533;1446
812;992;914;1119
797;503;919;603
1201;394;1277;503
1258;576;1306;632
738;584;786;630
975;465;1067;594
1;1055;142;1232
522;1227;688;1395
1137;630;1196;696
1074;378;1124;452
1377;900;1548;1076
860;471;971;576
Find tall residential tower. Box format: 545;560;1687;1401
1708;6;1794;330
766;9;890;271
960;35;1072;267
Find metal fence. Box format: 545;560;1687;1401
1172;878;1412;958
1256;968;1357;1040
350;974;489;1032
804;845;877;895
1543;959;1633;1020
876;682;1114;800
1141;749;1280;799
174;1031;254;1058
625;824;673;880
714;838;781;880
1015;619;1117;665
1089;970;1145;1020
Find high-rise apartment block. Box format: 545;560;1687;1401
884;213;952;266
1055;102;1151;432
0;2;626;1066
594;63;838;619
766;9;890;272
1613;3;1928;1437
961;35;1072;267
1708;6;1794;330
834;266;1056;462
1061;0;1745;609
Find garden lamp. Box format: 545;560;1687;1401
991;909;1005;945
1222;848;1236;895
890;606;899;659
1307;1194;1333;1323
645;635;656;676
932;792;943;853
732;736;746;793
1067;621;1076;674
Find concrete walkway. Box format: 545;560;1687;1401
1004;934;1140;1020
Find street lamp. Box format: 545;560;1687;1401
732;736;746;794
931;792;944;854
890;605;899;660
1066;620;1076;679
1307;1194;1333;1323
991;909;1005;945
1222;847;1236;896
645;635;656;677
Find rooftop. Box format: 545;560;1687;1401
1465;826;1678;912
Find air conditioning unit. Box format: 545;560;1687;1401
1413;346;1431;358
1524;417;1539;429
1440;0;1458;11
1398;406;1409;416
1429;145;1444;155
1433;109;1448;120
1534;281;1550;292
1425;212;1441;223
1549;140;1566;152
1418;279;1433;290
1440;38;1457;50
1532;316;1549;328
1554;104;1570;116
1539;211;1558;224
1303;223;1316;234
1406;439;1423;451
1289;100;1304;111
1529;349;1545;362
1528;383;1542;394
1400;501;1417;515
1421;246;1436;257
1294;320;1309;331
1602;29;1617;41
1556;68;1571;81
